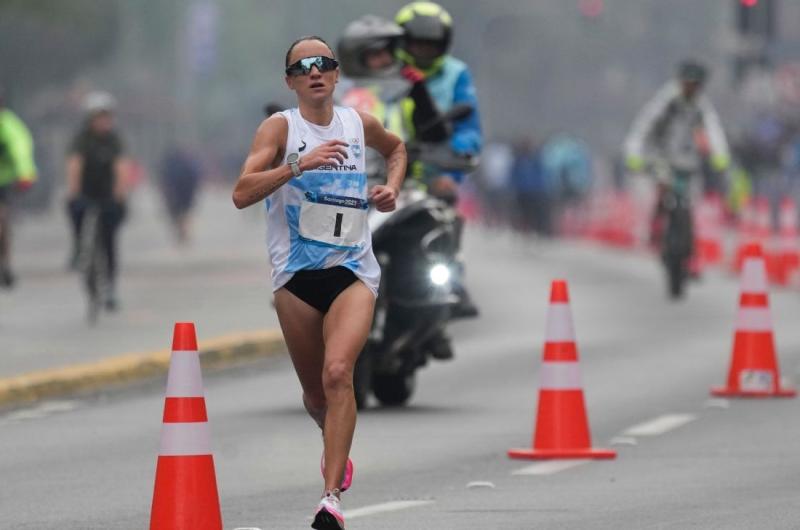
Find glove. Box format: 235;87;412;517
625;155;646;172
710;154;730;172
400;65;425;84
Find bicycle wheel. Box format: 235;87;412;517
80;209;103;324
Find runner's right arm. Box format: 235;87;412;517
233;115;349;209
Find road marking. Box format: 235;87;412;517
704;398;730;409
512;460;590;476
344;500;434;520
3;400;80;422
610;436;638;446
466;481;496;489
623;413;696;437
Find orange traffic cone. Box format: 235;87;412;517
509;280;616;460
711;245;796;398
776;196;800;286
694;192;724;268
733;197;757;272
150;323;223;530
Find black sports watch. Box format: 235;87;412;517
287;153;302;177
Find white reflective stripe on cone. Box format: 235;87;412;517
159;422;212;456
740;259;768;294
539;362;582;390
545;304;575;342
735;307;773;332
166;351;205;397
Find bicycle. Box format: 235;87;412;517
657;168;694;300
77;200;111;324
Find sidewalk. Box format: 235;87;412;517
0;184;286;405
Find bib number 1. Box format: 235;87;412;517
298;193;368;249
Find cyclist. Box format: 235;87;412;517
624;60;730;246
0;87;37;288
66;91;128;310
232;36;406;530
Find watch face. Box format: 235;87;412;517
287;153;299;164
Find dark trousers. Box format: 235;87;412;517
67;197;125;281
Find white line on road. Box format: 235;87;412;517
623;413;696;437
344;500;434;520
512;460;591;476
2;400;80;422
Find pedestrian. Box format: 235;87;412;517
232;36;406;530
159;144;201;244
511;137;553;237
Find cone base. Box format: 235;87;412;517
711;386;796;398
508;447;617;460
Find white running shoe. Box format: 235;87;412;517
311;491;344;530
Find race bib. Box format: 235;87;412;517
298;192;368;249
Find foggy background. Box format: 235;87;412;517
2;0;800;208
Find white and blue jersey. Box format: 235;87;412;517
266;106;380;296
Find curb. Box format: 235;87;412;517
0;329;286;409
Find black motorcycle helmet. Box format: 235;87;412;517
395;2;453;71
338;15;404;78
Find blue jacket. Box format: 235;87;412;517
425;56;483;182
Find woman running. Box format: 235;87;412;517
232;36;406;529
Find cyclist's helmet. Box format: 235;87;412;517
82;91;116;115
677;60;708;86
338;15;404;78
395;2;453;69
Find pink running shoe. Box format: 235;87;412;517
320;454;354;492
311;492;344;530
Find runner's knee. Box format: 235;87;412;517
322;360;354;395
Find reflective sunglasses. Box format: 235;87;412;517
285;56;339;76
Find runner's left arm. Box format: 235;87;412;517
358;110;406;212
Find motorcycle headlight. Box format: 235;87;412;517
429;263;451;286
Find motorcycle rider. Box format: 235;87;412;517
394;1;482;353
337;14;447;144
624;60;730;246
338;13;469;361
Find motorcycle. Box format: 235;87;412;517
355;105;478;408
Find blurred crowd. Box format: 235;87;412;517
474;133;592;237
729;110;800;225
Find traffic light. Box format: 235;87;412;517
736;0;774;39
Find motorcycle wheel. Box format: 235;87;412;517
353;348;372;410
373;372;416;407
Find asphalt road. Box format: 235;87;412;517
2;223;800;529
1;185;278;378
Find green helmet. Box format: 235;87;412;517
395;2;453;69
